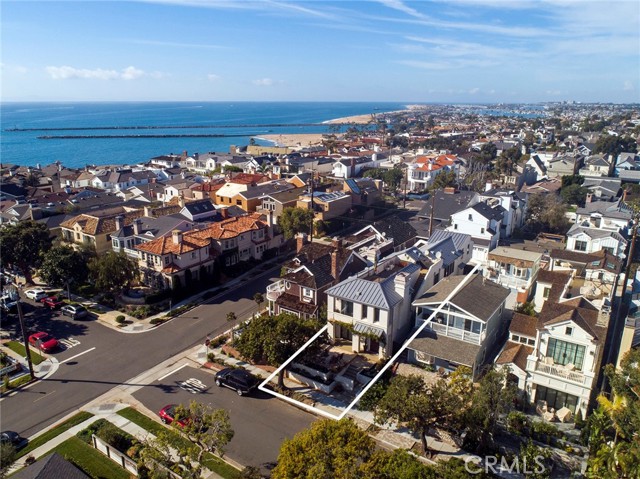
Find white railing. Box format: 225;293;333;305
534;361;587;385
266;280;285;301
426;322;483;345
491;273;531;289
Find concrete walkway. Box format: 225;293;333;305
8;402;228;479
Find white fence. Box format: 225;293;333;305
92;435;138;476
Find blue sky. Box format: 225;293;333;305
1;0;639;103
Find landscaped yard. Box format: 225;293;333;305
4;341;45;365
117;407;241;479
46;437;130;479
16;411;94;459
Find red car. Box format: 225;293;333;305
158;404;189;428
28;332;59;353
41;296;64;310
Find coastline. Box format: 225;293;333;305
257;133;326;148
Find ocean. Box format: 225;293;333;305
0;102;406;169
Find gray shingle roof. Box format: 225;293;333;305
417;190;478;220
409;329;481;367
12;453;89;479
413;273;509;321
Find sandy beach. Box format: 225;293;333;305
323;113;375;125
258;133;327;148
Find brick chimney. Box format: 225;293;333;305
331;249;339;279
219;208;229;219
296;232;308;253
443;186;456;194
350;158;356;177
331;236;343;249
172;229;183;245
585;192;593;203
133;218;142;235
115;215;124;231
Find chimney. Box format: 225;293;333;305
443;186;455;194
220;208;229;219
350;157;356;177
331;236;343;249
133;218;142;235
115;215;124;231
144;206;152;217
596;308;610;328
296;232;308;253
178;196;185;208
623;189;628;202
585;192;593;204
172;229;183;245
394;271;408;297
181;150;188;160
485;181;493;192
331;249;339;279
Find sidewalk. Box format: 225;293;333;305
8;402;227;479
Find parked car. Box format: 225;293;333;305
0;431;24;447
158;404;190;428
0;294;17;314
60;304;88;320
24;289;47;301
41;296;64;310
214;368;259;396
28;332;59;353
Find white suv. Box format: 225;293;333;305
25;288;47;301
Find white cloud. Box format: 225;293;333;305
376;0;427;19
45;65;147;80
121;66;144;80
469;87;480;94
207;73;220;81
253;78;274;86
623;80;634;91
1;63;28;74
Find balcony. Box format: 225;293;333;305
425;322;484;345
266;280;285;301
486;270;532;290
534;360;588;385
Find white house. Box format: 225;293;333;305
326;257;421;358
497;296;611;419
409;273;510;379
447;202;505;264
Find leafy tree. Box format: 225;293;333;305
224;165;243;173
430;170;457;191
39;244;90;288
0;442;16;479
586;348;640;478
515;301;537;317
374;375;459;454
0;221;52;284
271;418;374;479
226;311;237;322
175;401;234;460
561;183;588;206
561;174;584;188
88;251;138;294
383;168;404;190
25;173;41;187
464;367;517;454
278;207;314;240
517;440;552;479
476;143;498;163
233;313;323;388
525;193;570;235
594;134;637;158
360;449;433;479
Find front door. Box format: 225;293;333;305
367;338;380;354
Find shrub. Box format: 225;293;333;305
149;318;165;325
532;420;562;438
207;352;216;363
145;289;171;304
506;411;531;435
24;455;36;466
209;335;228;348
115;315;126;325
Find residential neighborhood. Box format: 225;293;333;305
1;101;640;479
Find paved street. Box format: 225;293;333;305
132;366;315;470
0;266;281;439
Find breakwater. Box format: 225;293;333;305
37;133;266;139
8;122;332;132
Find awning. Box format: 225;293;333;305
353;322;385;338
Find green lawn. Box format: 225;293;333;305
16;411;94;459
4;341;45;365
117;407;241;479
46;437;130;479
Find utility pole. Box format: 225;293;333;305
403;166;408;209
308;164;315;243
14;287;35;380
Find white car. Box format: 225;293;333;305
25;288;47;301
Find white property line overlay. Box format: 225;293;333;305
259;264;481;420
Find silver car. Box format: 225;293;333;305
60;304;89;320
